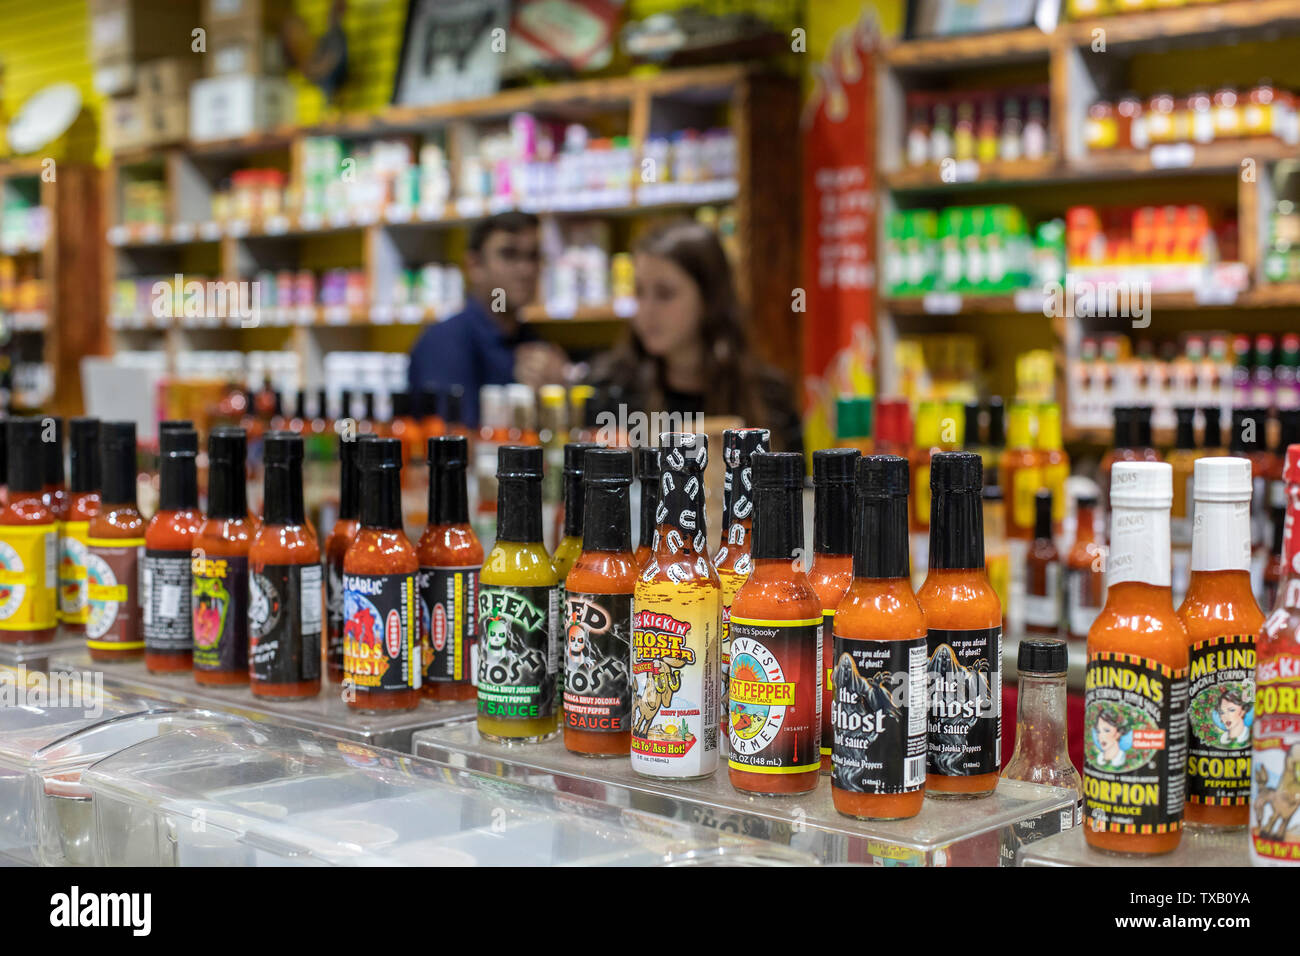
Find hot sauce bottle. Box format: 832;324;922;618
1177;457;1262;829
552;442;600;582
249;434;323;699
417;436;482;702
0;418;59;645
810;448;858;773
192;428;254;686
1001;400;1040;541
728;451;823;794
59;418;100;635
632;432;721;780
86;422;145;661
1264;503;1286;611
831;455;927;820
1065;493;1106;641
1085;462;1189;855
1024;489;1063;637
344;437;420;712
143;426;202;673
634;446;659;569
41;416;66;560
324;436;361;683
1253;444;1300;864
909;400;942;582
917;452;1003;798
1099;406;1137;518
564;448;636;756
713;427;770;736
478;445;559;740
1036;402;1068;538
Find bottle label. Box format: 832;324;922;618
419;566;480;685
250;563;323;685
326;552;345;670
142;549;193;653
1024;564;1061;631
343;571;419;692
476;584;558;719
1012;466;1042;529
998;803;1077;868
58;520;90;624
630;590;720;777
926;626;1002;776
1042;462;1068;524
192;554;250;672
717;566;746;712
1065;566;1103;639
727;616;822;775
830;634;927;794
820;610;835;758
0;523;58;631
1083;651;1189;834
1186;634;1255;806
1252;649;1300;862
86;537;144;649
563;591;633;733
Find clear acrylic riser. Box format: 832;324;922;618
0;632;94;675
412;722;1078;866
1020;824;1250;866
50;650;474;751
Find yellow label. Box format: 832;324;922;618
0;522;58;630
59;520;92;628
730;678;797;707
1042;462;1068;523
87;582;129;603
915;464;932;527
1012;466;1042;529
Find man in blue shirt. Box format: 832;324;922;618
408;211;569;426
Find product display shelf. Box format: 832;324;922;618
49;650;473;751
412;722;1078;866
0;633;97;675
1020;822;1250;867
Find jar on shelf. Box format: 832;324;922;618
1084;100;1117;152
1212;87;1242;139
905;94;930;167
1117;93;1146;149
1244;82;1278;138
1188;90;1214;144
1145;92;1179;144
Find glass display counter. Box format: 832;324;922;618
1019;824;1250;867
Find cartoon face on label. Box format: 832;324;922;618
248;573;281;639
1085;701;1156;773
193;574;230;649
84;554;118;639
1191;681;1254;749
0;540;26;621
1252;741;1300;843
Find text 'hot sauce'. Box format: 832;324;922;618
250;433;323;699
0;418;58;645
86;422;145;661
1085;461;1189;855
58;418;100;634
192;428;253;685
344;437;420;711
477;445;559;740
917;451;1002;798
325;435;361;682
634;447;659;569
832;455;927;820
418;436;482;702
810;448;858;774
632;432;720;780
564;448;636;756
728;451;822;794
1252;443;1300;865
144;425;202;672
1177;457;1261;830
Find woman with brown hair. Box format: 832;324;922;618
586;220;803;453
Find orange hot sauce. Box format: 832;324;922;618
564;448;637;756
810;448;858;773
1001;400;1040;541
0;418;59;645
192;428;254;685
832;455;927;820
249;433;323;699
917;452;1003;798
1086;461;1189;855
325;436;362;682
144;426;203;673
86;422;146;662
344;438;421;712
1177;457;1262;829
1065;493;1106;641
634;446;659;569
418;436;482;702
59;418;101;635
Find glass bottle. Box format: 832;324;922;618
552;442;600;582
0;418;59;645
58;417;101;634
634;446;659;569
143;426;202;673
1002;639;1082;821
86;422;145;662
1065;493;1106;641
1025;489;1063;637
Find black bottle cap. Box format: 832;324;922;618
264;431;303;464
986;397;1006;449
359;437;404;530
69;417;100;493
564;441;599;474
657;433;708;550
813;447;858;484
338;389;353;420
813;447;858;556
363;391;376;421
337;436;360;521
160;426;198;456
159;425;199;511
1273;502;1287;556
159;419;194;433
1018;638;1067;675
1174;407;1196;450
208;426;247;465
1134;405;1154;447
498;444;543;480
581;448;634;554
586;447;634;483
428;434;468;469
963;401;982;448
263;432;305;525
445;385;464;424
636;446;659;482
427;435;470;526
293;390;307;419
1033;488;1053;540
751;451;804;561
391;390;410;419
7;418;45;493
1202;406;1223;448
272;391;283;418
419;387;441;421
1112;405;1131;448
99;420;137;506
360;435;401;469
854;455;909;579
1279;409;1300;454
316;388;329;420
207;426;248;520
496;444;543;542
636;446;660;550
42;416;64;486
562;442;601;537
929;451;985;570
1076;493;1098;510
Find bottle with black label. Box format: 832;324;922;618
477;445;560;742
917;451;1002;798
564;447;636;756
1024;489;1062;636
250;433;322;699
831;455;927;820
343;437;420;711
144;425;202;673
417;435;483;701
1085;461;1189;855
1177;456;1261;829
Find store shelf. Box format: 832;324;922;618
520;304;630;324
1066;0;1300;48
884;157;1061;191
883;284;1297;318
1020;822;1249;867
883;27;1055;70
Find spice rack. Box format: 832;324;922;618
874;0;1300;442
1019;822;1250;866
412;721;1078;866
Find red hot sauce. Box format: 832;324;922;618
144;426;203;672
86;422;146;662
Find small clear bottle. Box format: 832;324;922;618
1003;639;1082;821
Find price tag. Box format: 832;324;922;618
950;160;979;183
1150;143;1194;169
921;292;962;314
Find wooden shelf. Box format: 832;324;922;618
520;304;629;324
883;27;1055;70
883;284;1300;317
883;157;1060;190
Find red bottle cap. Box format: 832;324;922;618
1284;443;1300;485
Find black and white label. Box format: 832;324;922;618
927;626;1002;777
249;563;323;685
831;635;927;794
142;549;192;653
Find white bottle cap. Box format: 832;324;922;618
1110;461;1172;508
1192;456;1253;503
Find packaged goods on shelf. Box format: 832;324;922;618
883;205;1051;296
1084;82;1299;154
0;192;49;251
322;352;409;418
893;335;982;404
0;259;46;314
120;179;167;230
1068;0;1244;19
1264;198;1300;284
904;87;1050;168
189;74;293;143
